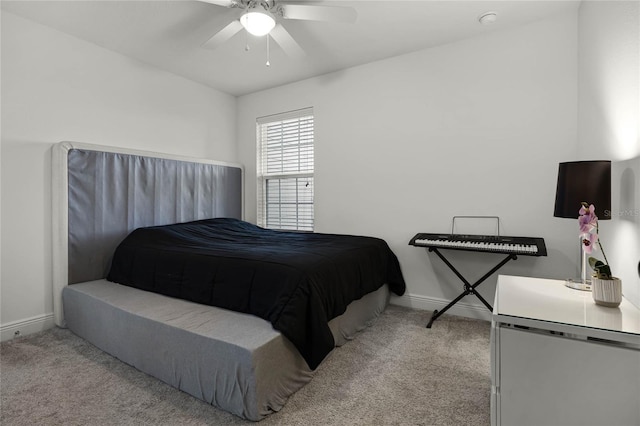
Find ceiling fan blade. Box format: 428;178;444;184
197;0;237;7
201;20;243;49
270;24;305;58
279;4;357;23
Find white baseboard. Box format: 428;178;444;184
0;313;55;342
390;292;492;323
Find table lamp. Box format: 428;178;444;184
554;160;611;290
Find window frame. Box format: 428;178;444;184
256;107;314;231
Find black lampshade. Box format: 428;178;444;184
554;160;611;219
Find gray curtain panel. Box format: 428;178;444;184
67;149;242;284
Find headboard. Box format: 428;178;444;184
52;142;244;326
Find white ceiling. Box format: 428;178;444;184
1;0;579;96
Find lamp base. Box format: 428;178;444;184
564;278;592;291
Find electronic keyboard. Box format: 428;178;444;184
409;233;547;256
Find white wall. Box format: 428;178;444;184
0;12;237;338
8;1;633;336
578;0;640;308
237;13;579;318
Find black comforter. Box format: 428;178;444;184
107;218;405;369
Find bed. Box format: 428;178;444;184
52;141;405;421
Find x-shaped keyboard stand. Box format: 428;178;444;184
426;247;518;328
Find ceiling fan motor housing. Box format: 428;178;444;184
233;0;276;12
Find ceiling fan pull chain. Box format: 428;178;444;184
245;29;250;51
266;35;271;67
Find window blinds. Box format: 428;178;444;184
257;108;314;231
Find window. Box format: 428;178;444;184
257;107;314;231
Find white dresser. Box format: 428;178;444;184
491;275;640;426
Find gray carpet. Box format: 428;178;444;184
1;306;491;425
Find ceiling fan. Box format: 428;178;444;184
198;0;357;58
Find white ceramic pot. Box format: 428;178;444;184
592;277;622;308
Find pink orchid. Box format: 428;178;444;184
577;203;612;278
578;204;598;233
581;232;598;254
578;203;593;216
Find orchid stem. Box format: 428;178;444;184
596;222;610;266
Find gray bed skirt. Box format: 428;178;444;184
63;280;390;421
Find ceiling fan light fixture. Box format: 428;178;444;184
240;10;276;36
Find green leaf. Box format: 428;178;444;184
588;256;612;279
598;264;612;279
588;257;603;269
